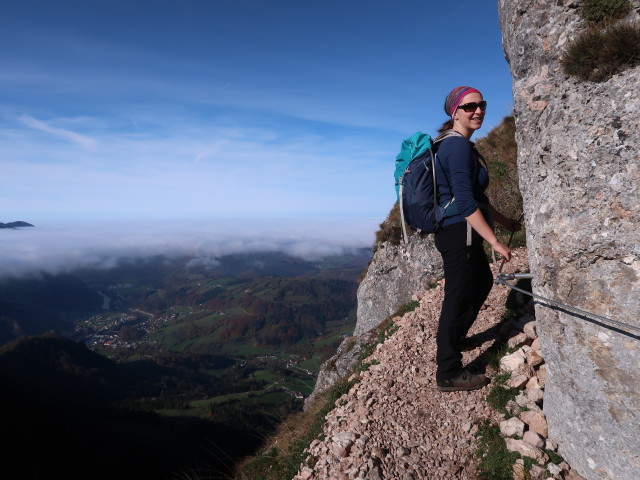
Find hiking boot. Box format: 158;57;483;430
437;370;490;392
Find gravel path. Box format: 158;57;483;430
294;249;530;480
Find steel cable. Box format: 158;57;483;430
495;273;640;337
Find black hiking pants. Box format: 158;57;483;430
434;221;493;382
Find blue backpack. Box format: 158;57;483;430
394;131;457;242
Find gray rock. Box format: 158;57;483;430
307;234;442;407
515;392;542;413
500;349;526;371
523;430;545;449
520;410;548;438
508;332;531;349
354;234;442;337
506;438;549;464
526;387;544;405
529;464;547;480
505;399;522;417
525;349;544;369
499;1;640;478
523;321;537;340
548;463;563;476
304;328;377;409
500;417;526;437
508;374;530;389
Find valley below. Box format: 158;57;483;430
0;249;370;479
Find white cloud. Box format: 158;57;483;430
0;218;380;278
19;115;98;150
185;256;221;270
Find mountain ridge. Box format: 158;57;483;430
0;220;34;228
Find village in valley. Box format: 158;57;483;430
73;288;320;404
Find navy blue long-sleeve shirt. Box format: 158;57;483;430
434;136;489;227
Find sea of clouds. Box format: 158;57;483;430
0;217;381;278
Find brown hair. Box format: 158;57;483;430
437;119;454;134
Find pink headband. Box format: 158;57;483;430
444;86;481;118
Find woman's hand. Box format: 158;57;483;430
491;240;512;262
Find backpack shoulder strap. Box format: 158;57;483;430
433;129;464;144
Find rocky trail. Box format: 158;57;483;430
294;248;585;480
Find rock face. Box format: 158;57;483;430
354;234;442;337
306;234;442;407
499;2;640;479
305;327;378;408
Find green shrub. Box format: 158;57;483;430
581;0;632;23
374;203;405;247
562;22;640;82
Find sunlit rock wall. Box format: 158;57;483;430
499;1;640;478
354;234;442;337
306;234;442;408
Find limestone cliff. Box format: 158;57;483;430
499;1;640;479
354;234;442;337
306;234;442;406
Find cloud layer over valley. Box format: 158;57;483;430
0;218;380;278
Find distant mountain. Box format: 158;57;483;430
0;332;266;479
0;273;103;345
0;221;34;228
0;332;128;405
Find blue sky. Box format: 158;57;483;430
0;0;512;227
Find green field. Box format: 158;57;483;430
58;250;372;422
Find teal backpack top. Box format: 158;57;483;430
394;132;433;203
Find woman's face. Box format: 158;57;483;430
453;92;485;134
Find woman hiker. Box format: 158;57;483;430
433;86;521;392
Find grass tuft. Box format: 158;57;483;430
545;448;565;465
475;420;520;480
486;372;520;417
562;22;640;82
581;0;632;23
354;314;401;373
374;203;405;247
393;300;420;317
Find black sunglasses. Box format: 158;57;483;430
457;101;487;112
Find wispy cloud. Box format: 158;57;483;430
0;116;395;220
19;115;97;150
